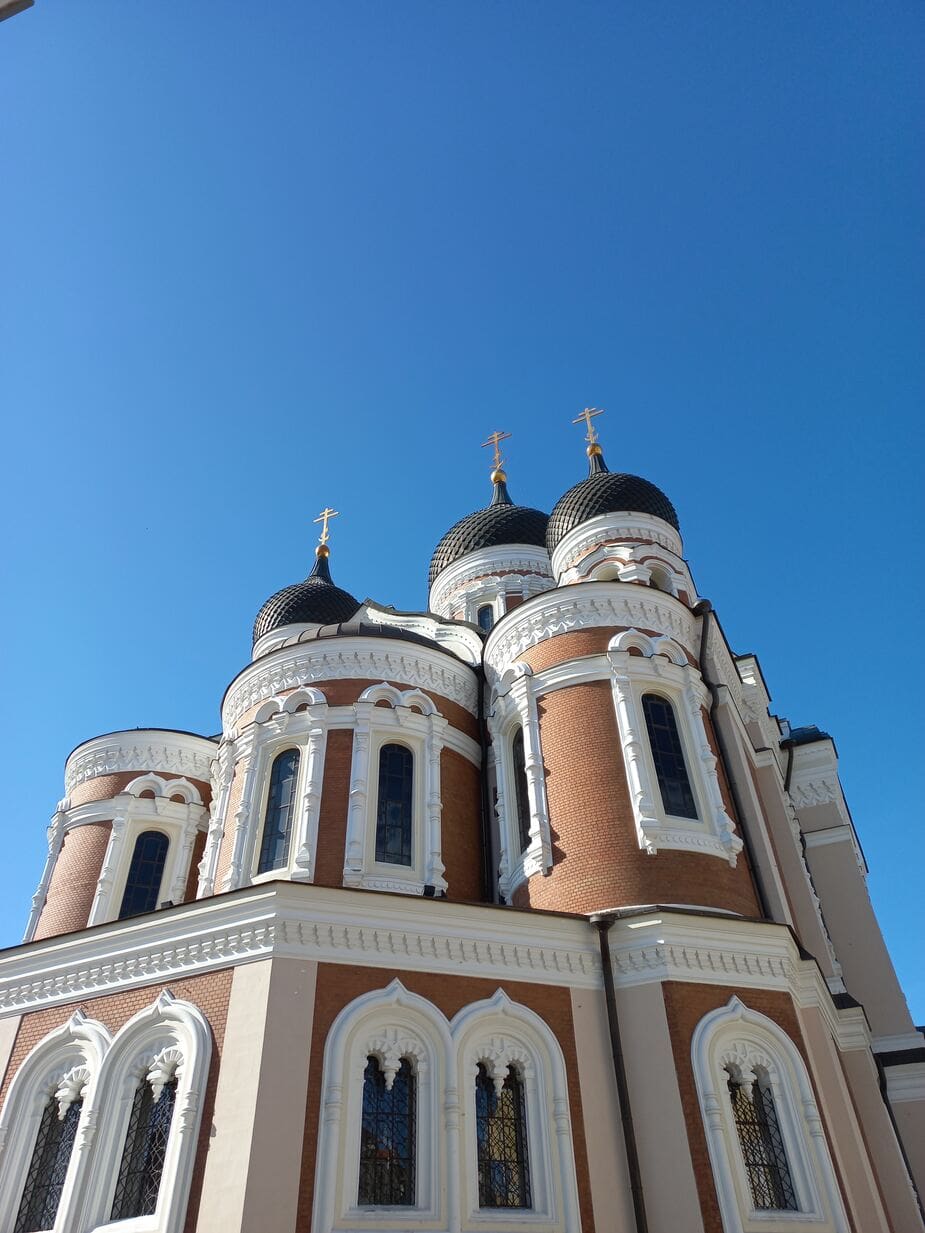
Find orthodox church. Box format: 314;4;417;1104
1;412;923;1233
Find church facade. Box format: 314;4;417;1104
1;420;923;1233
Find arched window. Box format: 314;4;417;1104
358;1056;416;1206
511;728;531;852
257;748;301;874
110;1075;178;1220
375;744;414;866
13;1095;82;1233
477;604;494;632
475;1062;531;1208
641;693;698;819
726;1067;797;1211
118;830;169;919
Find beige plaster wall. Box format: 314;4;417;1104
617;981;704;1233
569;987;634;1233
0;1016;21;1090
890;1096;925;1205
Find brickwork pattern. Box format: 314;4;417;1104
311;728;353;888
439;749;482;900
296;965;594;1233
661;981;856;1233
69;772;212;808
0;969;234;1233
511;681;760;916
33;822;111;939
519;626;697;675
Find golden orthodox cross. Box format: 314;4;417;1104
572;407;604;444
313;506;339;545
481;429;512;471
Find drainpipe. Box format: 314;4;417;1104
694;600;771;920
590;914;649;1233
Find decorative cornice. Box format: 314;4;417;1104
429;545;554;615
64;731;217;795
483;582;697;682
223;637;479;728
0;892;870;1058
550;511;683;579
790;777;839;809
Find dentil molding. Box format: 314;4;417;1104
483;581;698;681
64;731;218;794
223;636;479;728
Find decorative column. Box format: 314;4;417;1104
197;738;235;898
682;665;741;863
343;701;373;887
87;814;128;925
169;806;207;905
221;731;259;892
292;712;328;882
23;806;67;942
423;712;448;893
509;670;552;873
608;650;661;854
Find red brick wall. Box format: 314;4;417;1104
295;966;594;1233
312;729;353;888
33;822;111;939
519;627;697;674
69;772;212;808
440;749;482;900
511;681;759;917
661;981;856;1233
0;969;233;1233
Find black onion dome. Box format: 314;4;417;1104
546;450;679;552
429;475;549;588
253;551;360;644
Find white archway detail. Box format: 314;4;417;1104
691;997;849;1233
125;773;203;806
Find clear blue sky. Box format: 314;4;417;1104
2;3;922;1018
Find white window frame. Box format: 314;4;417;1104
87;776;208;926
218;688;329;891
452;990;581;1233
692;997;849;1233
76;990;212;1233
489;663;553;901
312;980;452;1233
607;631;742;865
0;1010;111;1232
343;684;448;896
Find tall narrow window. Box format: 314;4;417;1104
727;1069;797;1211
110;1076;177;1220
477;604;494;632
641;693;698;819
375;744;414;866
511;728;531;852
118;831;169;919
257;748;300;874
475;1062;531;1209
14;1096;82;1233
358;1056;416;1206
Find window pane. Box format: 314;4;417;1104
14;1096;82;1233
111;1077;177;1220
477;605;494;632
641;694;698;819
358;1056;416;1206
727;1073;798;1211
375;744;414;866
511;728;531;852
118;831;170;919
476;1062;531;1208
257;748;301;874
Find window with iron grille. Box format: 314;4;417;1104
511;728;531;852
110;1076;177;1220
13;1095;82;1233
358;1056;416;1206
727;1069;798;1211
475;1062;531;1209
257;748;300;874
375;744;414;866
118;830;170;919
641;693;698;819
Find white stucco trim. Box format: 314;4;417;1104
550;511;684;580
429;545;554;619
64;731;217;796
691;997;849;1233
343;685;449;895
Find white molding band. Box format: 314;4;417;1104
223;636;479;728
429;543;555;617
885;1063;925;1104
64;731;217;796
483;581;698;684
550;511;684;580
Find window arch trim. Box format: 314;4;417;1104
691;997;849;1233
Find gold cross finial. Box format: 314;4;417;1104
313;506;339;546
481;429;512;472
572;407;604;445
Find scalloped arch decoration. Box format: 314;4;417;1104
125;773;203;806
